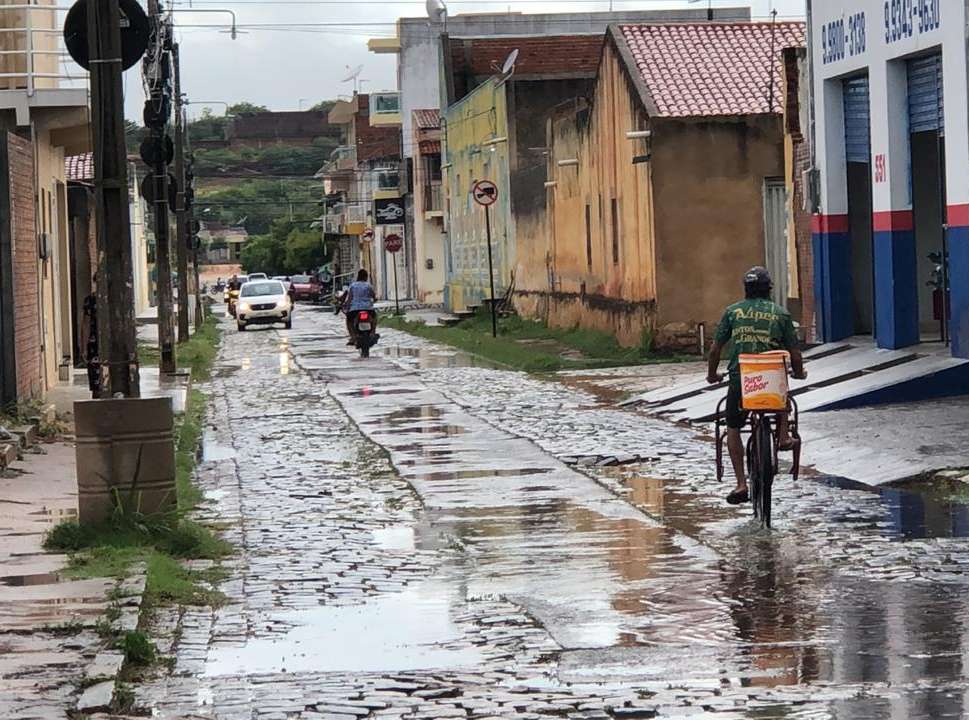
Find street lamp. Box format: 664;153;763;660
170;9;240;39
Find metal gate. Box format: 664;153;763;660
763;178;789;308
843;75;871;163
908;52;944;133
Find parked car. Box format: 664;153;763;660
248;272;268;281
290;274;322;302
236;280;293;331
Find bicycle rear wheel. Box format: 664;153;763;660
755;419;776;527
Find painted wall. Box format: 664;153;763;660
518;45;657;347
652;117;785;331
810;0;969;356
443;78;512;311
412;127;446;305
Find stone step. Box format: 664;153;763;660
0;443;16;470
10;424;36;449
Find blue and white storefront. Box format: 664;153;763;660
811;0;969;358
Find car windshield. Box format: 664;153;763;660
291;275;312;283
241;281;284;297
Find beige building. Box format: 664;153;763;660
0;2;90;402
517;22;808;349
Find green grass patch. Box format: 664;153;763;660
138;308;221;381
383;311;687;373
47;308;228;615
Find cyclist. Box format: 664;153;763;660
707;267;807;505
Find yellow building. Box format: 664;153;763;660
443;78;512;311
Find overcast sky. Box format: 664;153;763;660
122;0;806;121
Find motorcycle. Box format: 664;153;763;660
352;310;378;358
227;288;240;317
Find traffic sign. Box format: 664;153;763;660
362;227;375;241
472;180;498;207
64;0;150;72
385;233;403;253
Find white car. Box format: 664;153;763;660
248;272;268;281
236;280;293;331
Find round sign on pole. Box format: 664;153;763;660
472;180;499;207
384;233;403;254
362;228;375;241
64;0;151;71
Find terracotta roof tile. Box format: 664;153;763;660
618;22;805;118
65;153;94;182
413;109;440;130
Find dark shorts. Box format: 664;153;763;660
724;378;748;430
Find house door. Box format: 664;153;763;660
843;74;875;336
908;51;947;342
763;178;788;307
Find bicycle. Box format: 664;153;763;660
714;365;802;528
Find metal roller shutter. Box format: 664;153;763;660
843;76;871;163
908;52;944;134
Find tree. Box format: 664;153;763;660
227;102;269;116
284;227;325;273
240;234;284;275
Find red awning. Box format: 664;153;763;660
419;140;441;155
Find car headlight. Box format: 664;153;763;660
276;299;290;309
238;302;251;312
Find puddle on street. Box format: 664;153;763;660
379;345;502;370
819;475;969;539
204;582;483;676
413;467;553;482
201;431;236;462
341;387;421;398
0;572;62;587
371;525;416;551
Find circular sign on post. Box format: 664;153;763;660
472;180;498;207
64;0;151;72
384;233;403;254
362;228;375;242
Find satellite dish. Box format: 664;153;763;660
426;0;447;22
341;65;364;83
501;48;519;76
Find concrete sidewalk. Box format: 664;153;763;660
0;442;116;718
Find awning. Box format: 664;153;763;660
419;140;441;155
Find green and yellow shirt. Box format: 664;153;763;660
714;298;797;380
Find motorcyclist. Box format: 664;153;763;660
342;269;377;346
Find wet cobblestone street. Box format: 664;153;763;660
136;307;969;719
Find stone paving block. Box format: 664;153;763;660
76;680;115;713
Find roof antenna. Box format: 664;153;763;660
687;0;714;22
766;8;778;112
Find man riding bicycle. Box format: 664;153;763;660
707;267;807;505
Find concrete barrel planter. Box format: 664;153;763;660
74;397;176;524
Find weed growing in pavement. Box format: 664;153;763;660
119;631;157;666
383;310;689;372
40;619;85;637
111;683;136;714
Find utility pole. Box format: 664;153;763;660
87;0;140;397
189;153;204;329
173;42;190;342
144;0;176;373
